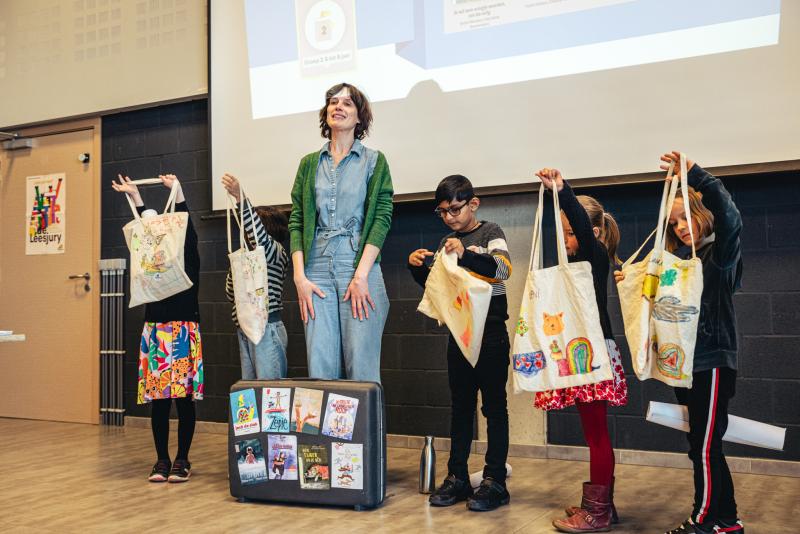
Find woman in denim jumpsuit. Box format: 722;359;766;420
288;83;393;382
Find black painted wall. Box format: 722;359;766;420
101;100;799;461
100;100;453;433
543;178;800;461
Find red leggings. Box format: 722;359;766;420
577;400;615;486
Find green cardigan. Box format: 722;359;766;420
288;150;394;267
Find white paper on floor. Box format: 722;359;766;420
646;401;786;451
470;463;513;488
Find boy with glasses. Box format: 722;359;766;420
407;175;512;512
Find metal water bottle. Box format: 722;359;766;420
419;435;436;494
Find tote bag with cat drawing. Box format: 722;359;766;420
512;185;612;393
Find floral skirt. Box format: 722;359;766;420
534;339;627;411
138;321;204;404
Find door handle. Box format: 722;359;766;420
68;272;91;292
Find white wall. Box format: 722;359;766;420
0;0;207;128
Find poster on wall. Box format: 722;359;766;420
26;173;66;255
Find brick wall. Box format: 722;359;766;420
100;100;455;434
101;100;799;460
544;177;800;461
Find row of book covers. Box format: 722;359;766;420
231;387;363;490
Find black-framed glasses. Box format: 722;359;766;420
434;201;468;218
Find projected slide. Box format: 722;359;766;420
245;0;780;119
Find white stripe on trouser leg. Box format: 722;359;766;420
696;368;719;524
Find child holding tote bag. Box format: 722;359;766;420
615;152;744;534
221;173;289;380
409;175;512;512
112;174;203;484
531;169;627;533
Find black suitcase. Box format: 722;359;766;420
228;379;386;510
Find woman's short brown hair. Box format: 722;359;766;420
318;82;373;140
665;186;715;253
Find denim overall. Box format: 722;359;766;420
303;141;389;382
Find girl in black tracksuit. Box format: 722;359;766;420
617;152;744;534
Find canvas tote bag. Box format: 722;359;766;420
122;178;192;308
512;184;612;393
417;250;492;367
226;187;270;345
617;153;703;388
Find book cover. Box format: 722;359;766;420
298;444;330;490
234;438;268;486
290;387;323;435
331;442;363;490
267;434;298;480
261;387;291;433
230;388;260;435
321;393;359;441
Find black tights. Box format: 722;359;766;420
151;397;196;461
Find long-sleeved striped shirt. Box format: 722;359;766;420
225;197;289;327
409;221;511;324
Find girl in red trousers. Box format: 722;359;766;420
535;168;628;533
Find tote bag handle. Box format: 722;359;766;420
528;184;545;271
551;180;570;267
528;181;571;271
654;153;696;258
123;177;181;222
621;153;695;268
225;184;251;255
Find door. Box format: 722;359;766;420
0;119;101;424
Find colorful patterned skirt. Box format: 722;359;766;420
534;339;627;410
138;321;204;404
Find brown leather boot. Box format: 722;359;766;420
553;483;613;533
565;477;619;524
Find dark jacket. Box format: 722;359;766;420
674;165;743;372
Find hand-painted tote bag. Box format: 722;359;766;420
227;187;270;345
123;178;192;308
617;154;703;388
512;184;612;392
417;251;492;367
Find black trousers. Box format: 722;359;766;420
675;367;738;526
446;322;510;483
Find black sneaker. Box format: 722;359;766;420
428;474;473;507
168;459;191;483
466;477;510;512
715;519;745;533
148;459;171;482
666;518;715;534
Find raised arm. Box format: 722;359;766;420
661;151;742;268
687;165;741;268
557;182;597;262
536;168;598;263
